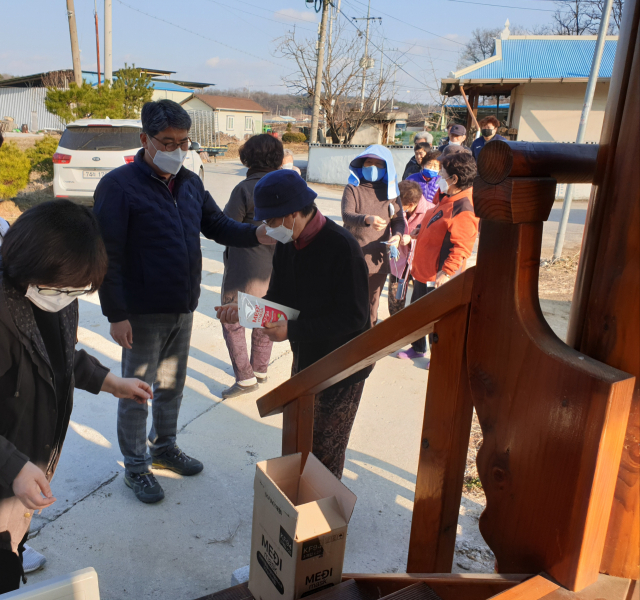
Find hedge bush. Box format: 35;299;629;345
282;132;307;143
0;142;31;200
26;135;59;180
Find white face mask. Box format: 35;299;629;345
148;136;188;175
282;162;296;170
449;141;460;146
265;217;295;244
438;176;450;195
25;285;89;312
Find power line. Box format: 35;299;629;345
343;0;465;45
447;0;555;11
336;5;439;92
202;0;317;31
114;0;287;68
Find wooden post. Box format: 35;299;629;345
282;395;315;466
407;304;474;573
567;0;640;579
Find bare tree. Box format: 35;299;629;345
549;0;624;34
41;70;74;89
459;25;529;68
276;21;397;144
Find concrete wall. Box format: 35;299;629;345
351;122;382;145
307;144;414;185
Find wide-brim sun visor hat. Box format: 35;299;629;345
254;169;318;221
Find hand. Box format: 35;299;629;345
410;227;421;239
365;215;388;231
435;270;450;288
264;320;288;342
102;372;152;404
12;461;56;511
214;303;239;324
401;234;412;246
388;235;401;248
256;224;277;245
110;320;132;349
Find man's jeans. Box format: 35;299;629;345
118;313;193;473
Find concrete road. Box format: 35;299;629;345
25;159;583;599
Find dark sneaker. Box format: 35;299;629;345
221;382;259;399
124;471;164;504
152;445;203;476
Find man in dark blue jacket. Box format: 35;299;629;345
470;115;506;161
94;99;274;503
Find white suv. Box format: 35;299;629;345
53;118;204;205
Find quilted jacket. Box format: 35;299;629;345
94;149;259;322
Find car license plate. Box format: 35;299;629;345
83;170;107;179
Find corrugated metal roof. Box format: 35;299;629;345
81;71;192;92
0;87;65;131
455;38;617;80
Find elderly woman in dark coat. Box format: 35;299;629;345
220;134;284;398
0;201;151;593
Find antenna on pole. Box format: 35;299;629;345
353;0;381;111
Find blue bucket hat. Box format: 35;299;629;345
254;170;318;221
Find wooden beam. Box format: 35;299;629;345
486;576;559;599
567;0;640;579
467;219;635;591
256;268;475;418
342;573;530;600
282;394;314;463
476;141;598;185
472;177;557;223
407;304;474;573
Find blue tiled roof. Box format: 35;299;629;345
456;38;617;80
81;71;192;91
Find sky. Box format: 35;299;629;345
0;0;554;103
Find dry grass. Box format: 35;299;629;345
538;253;580;302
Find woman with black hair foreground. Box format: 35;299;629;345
220;134;284;398
0;200;152;594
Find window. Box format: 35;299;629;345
226;116;234;131
58;127;142;151
245;116;254;131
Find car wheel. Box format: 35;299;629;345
199;167;204;182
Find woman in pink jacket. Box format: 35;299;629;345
387;180;434;316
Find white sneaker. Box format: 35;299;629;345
22;544;46;573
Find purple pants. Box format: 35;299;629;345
222;321;273;382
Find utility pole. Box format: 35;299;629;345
353;0;380;111
553;0;613;260
66;0;82;86
104;0;113;83
374;41;383;113
310;0;330;144
94;0;101;87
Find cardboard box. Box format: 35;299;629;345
248;453;357;600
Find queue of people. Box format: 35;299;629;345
0;99;489;593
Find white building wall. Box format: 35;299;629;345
515;81;609;143
509;81;609;199
181;97;263;141
307;144;414;186
151;89;193;103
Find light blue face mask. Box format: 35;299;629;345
422;168;439;179
362;165;386;182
